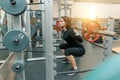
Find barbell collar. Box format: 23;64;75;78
10;0;16;5
15;65;21;72
12;62;25;73
13;39;19;45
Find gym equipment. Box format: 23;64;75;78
12;55;25;73
35;22;42;29
57;69;95;75
0;25;8;49
27;55;65;62
35;35;41;41
35;12;42;47
35;10;42;19
29;9;33;19
0;52;26;79
3;30;29;52
82;20;101;42
82;20;116;42
0;0;27;16
35;33;42;48
0;11;6;25
28;2;44;5
12;61;25;73
44;1;56;79
31;25;36;36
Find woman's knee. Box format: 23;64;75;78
64;49;71;56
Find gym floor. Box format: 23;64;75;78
0;39;120;80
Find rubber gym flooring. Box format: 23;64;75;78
0;39;120;80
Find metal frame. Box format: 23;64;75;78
27;55;65;62
24;0;33;58
64;0;68;16
35;17;42;48
12;15;26;80
44;0;55;80
103;18;114;59
0;11;6;49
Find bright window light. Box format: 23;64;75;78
89;4;96;20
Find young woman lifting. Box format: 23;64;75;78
59;16;85;75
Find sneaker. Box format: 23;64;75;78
67;69;78;76
61;58;70;63
67;72;75;76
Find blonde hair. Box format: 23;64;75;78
71;19;81;30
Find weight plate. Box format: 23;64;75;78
35;22;42;29
35;10;42;19
3;30;29;52
0;0;27;16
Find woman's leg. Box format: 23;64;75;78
65;47;85;70
66;55;77;70
59;43;69;63
61;49;65;54
59;43;68;55
65;48;79;70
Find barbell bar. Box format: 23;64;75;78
27;2;44;5
57;69;95;75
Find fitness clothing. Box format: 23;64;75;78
59;28;85;57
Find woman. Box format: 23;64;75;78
59;16;85;75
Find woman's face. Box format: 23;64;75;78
59;18;66;28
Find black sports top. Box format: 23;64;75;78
63;28;84;48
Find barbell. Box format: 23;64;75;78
54;20;117;42
82;20;117;42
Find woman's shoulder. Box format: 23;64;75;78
68;28;74;31
67;28;74;33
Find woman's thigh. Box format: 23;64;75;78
59;43;69;49
65;47;85;57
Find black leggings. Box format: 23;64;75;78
59;43;85;57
